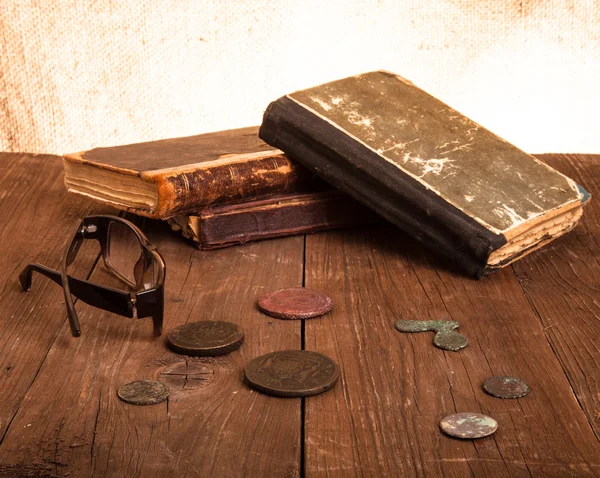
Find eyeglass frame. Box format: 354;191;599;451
19;215;165;338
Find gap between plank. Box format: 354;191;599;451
300;234;307;478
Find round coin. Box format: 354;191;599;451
167;321;244;356
440;412;498;439
483;376;530;399
433;330;469;352
257;287;333;320
244;350;339;397
117;380;170;406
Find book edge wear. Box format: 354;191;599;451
258;71;589;277
63;144;311;220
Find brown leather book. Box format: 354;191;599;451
260;70;590;277
168;191;379;250
63;127;315;219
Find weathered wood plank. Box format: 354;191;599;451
304;224;600;477
0;153;111;448
0;215;303;477
512;154;600;440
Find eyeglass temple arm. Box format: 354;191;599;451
20;263;135;336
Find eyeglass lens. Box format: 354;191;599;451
106;221;144;286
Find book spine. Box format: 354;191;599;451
169;192;380;250
149;154;316;218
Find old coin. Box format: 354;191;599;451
433;330;469;352
167;321;244;356
244;350;339;397
483;376;530;399
440;412;498;439
257;287;333;320
117;380;170;406
394;320;468;352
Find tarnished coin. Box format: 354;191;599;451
483;376;530;399
167;321;244;356
244;350;339;397
440;412;498;439
433;330;469;352
258;287;333;320
117;380;170;406
394;320;468;352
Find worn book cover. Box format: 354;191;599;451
168;190;379;250
259;70;590;277
63;127;316;219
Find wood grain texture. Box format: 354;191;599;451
303;224;600;477
512;154;600;440
0;216;304;477
0;153;111;451
1;152;599;477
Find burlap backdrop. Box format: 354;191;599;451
1;1;599;155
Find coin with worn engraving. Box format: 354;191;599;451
167;321;244;356
440;412;498;439
433;330;469;351
483;376;530;399
117;380;170;405
394;320;468;352
257;287;333;319
244;350;339;397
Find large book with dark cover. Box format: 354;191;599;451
259;71;590;277
63;127;314;219
168;190;379;250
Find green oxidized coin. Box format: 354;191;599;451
394;320;468;351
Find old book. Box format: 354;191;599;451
168;190;379;250
259;70;590;277
63;126;315;219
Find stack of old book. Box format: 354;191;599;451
62;126;378;250
64;70;590;277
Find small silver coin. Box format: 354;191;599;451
117;380;170;406
440;412;498;439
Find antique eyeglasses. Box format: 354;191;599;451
19;215;165;337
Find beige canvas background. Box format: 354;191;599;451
1;0;599;155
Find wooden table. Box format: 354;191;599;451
0;152;598;477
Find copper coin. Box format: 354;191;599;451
117;380;170;406
244;350;339;397
440;412;498;439
167;321;244;356
483;376;530;399
257;287;333;319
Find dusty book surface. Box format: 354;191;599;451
259;71;589;276
63;126;314;219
